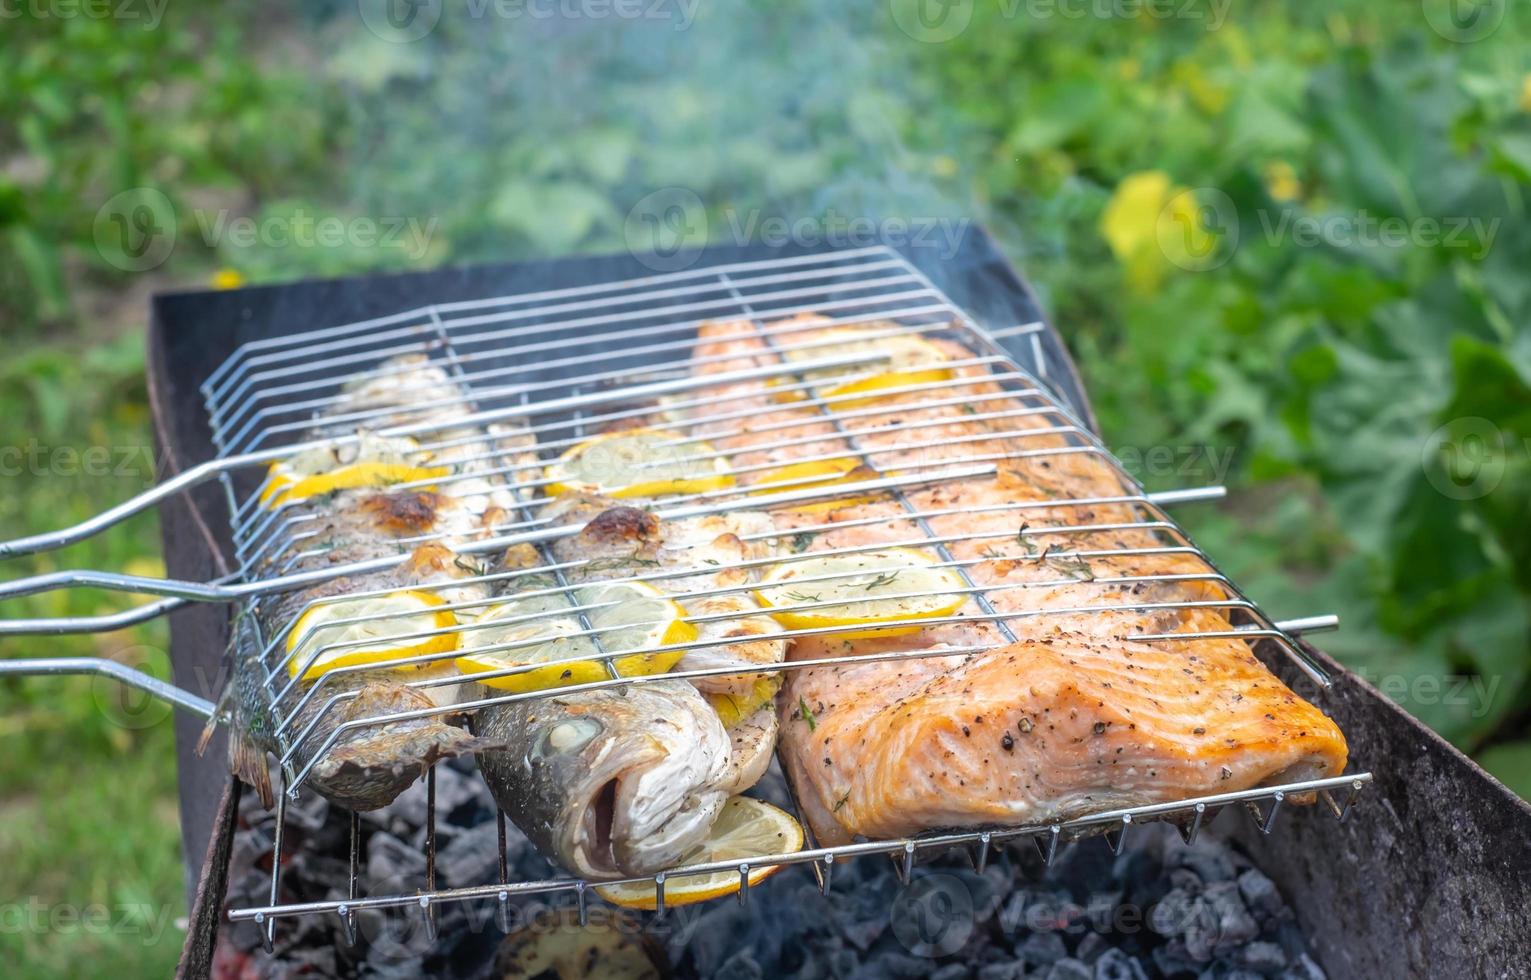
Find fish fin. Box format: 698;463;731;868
228;732;274;809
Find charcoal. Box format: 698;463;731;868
1044;958;1093;980
932;963;974;980
365;831;425;887
1176;845;1235;884
1084;890;1123;933
1018;931;1068;967
434;820;502;888
856;950;937;979
1148;888;1197;937
1278;953;1327;980
1153;939;1200;976
1236;869;1286;921
360;956;429;979
715;950;765;980
1181;900;1219;962
1092;948;1149;980
1021;890;1083;933
1169;868;1204;895
1202;882;1259;951
976;961;1027;980
1234;941;1287;975
1072;932;1109;965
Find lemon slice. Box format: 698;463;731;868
455;581;697;693
782;327;953;400
755;547;967;638
261;434;437;505
286;589;458;681
544;428;734;498
705;675;783;728
595;797;804;909
749;458;880;514
822;367;954;408
263;461;451;507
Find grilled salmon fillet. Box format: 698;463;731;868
679;316;1349;846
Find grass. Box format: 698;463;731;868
0;336;184;979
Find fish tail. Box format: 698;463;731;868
228;731;274;809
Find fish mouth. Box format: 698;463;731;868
565;758;727;879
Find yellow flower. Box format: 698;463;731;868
211;268;245;290
1520;74;1531;113
1173;60;1229;116
1264;161;1302;202
1100;171;1217;293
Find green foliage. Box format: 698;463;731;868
4;3;1531;974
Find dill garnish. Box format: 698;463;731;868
783;590;822;603
833;793;850;812
789;531;818;553
798;696;817;730
863;570;900;591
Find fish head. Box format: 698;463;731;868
481;683;730;879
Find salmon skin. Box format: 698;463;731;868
220;355;528;811
678;316;1349;847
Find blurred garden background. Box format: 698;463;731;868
3;1;1530;974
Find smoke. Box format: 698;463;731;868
318;1;989;268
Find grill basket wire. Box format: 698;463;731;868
0;245;1371;945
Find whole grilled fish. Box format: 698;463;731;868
217;355;533;811
228;543;505;811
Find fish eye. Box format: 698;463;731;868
533;717;603;759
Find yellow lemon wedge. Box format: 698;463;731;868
264;461;453;507
821;366;955;408
544;428;734;498
595;797;804;909
754;547;967;638
749;458;880;514
260;434;438;505
455;581;696;693
705;675;784;728
286;589;458;681
781;328;953;405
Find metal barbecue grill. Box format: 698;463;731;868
2;234;1527;980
